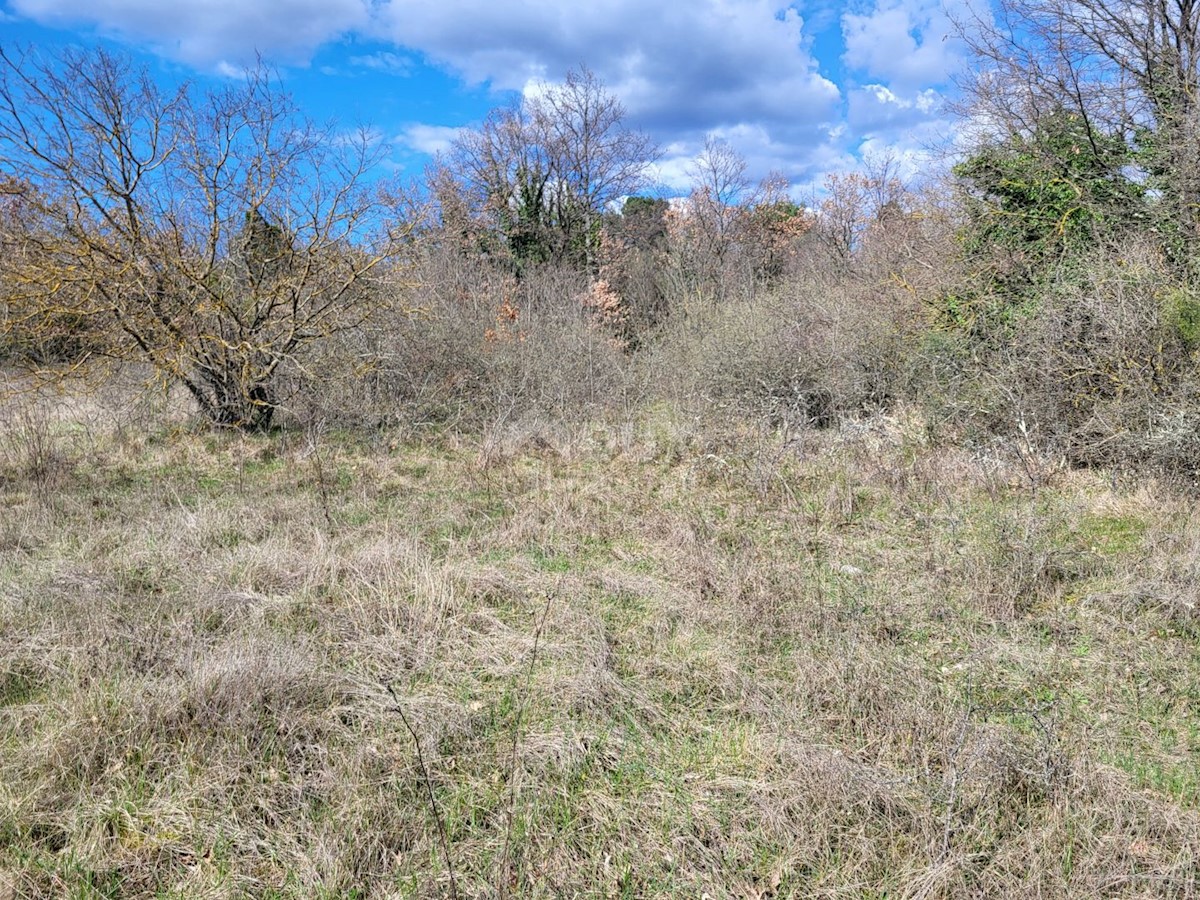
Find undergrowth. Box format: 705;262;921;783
1;390;1198;898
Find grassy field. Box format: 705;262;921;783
1;389;1199;898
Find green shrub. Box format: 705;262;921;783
1162;287;1200;349
917;240;1200;477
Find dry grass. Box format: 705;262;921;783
1;387;1199;898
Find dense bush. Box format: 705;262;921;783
282;251;639;432
647;274;920;428
918;241;1200;480
9;47;1200;490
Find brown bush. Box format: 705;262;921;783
282;250;640;433
647;272;922;428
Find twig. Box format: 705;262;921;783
305;423;335;532
387;683;460;900
499;586;557;899
940;678;973;862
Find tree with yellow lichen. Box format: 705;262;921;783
0;45;412;430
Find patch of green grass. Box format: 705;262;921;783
196;474;225;493
528;546;574;574
1104;751;1200;807
112;561;176;596
242;456;286;478
1076;513;1147;556
0;665;44;706
204;527;245;550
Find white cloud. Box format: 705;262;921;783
844;83;957;181
841;0;969;90
6;0;971;188
10;0;370;67
654;123;851;201
348;51;412;75
398;123;463;155
373;1;840;130
370;0;844;186
849;83;943;128
835;0;974;183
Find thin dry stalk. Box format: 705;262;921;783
499;586;557;899
940;681;974;862
387;682;460;900
304;421;335;532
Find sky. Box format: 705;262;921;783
0;0;980;198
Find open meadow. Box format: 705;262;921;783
9;3;1200;896
2;385;1199;898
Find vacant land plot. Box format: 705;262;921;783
1;395;1198;898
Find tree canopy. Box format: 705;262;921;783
448;66;658;272
0;45;411;429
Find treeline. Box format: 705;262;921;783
5;0;1200;482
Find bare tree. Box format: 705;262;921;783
0;45;412;429
740;172;812;283
451;101;555;266
664;141;811;300
955;0;1200;262
450;67;657;271
536;67;659;270
685;137;753;273
813;153;909;269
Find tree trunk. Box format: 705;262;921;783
195;371;276;431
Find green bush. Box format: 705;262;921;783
916;241;1200;478
1162;287;1200;349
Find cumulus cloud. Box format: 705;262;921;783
841;0;969;89
397;123;463;155
833;0;972;179
5;0;971;187
376;1;838;118
373;0;845;186
653;121;853;201
848;84;942;131
9;0;370;68
843;83;957;180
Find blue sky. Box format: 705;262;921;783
0;0;976;196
